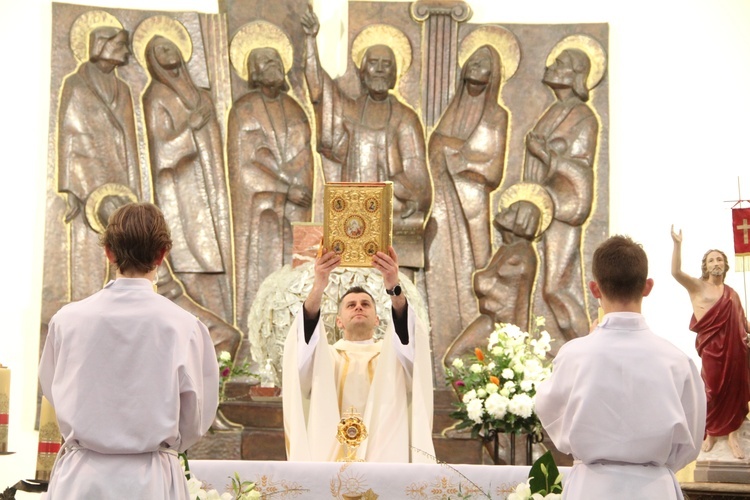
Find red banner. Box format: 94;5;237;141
0;413;8;424
38;441;61;454
732;208;750;255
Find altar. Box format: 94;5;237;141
190;460;572;499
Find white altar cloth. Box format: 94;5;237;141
190;460;570;499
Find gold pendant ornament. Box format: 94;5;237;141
336;407;368;462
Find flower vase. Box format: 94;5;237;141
482;431;534;465
481;430;502;465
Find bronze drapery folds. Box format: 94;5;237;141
42;0;608;392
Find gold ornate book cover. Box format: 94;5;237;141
324;182;393;267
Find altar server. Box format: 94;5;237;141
282;246;435;462
39;202;219;499
536;235;705;499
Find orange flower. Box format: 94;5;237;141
474;348;485;362
489;376;500;386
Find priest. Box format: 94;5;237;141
282;246;435;462
536;235;705;499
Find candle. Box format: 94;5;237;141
36;396;62;481
0;364;9;453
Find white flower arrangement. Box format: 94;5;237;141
445;320;553;439
186;475;232;500
508;479;561;500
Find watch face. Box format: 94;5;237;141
387;284;401;296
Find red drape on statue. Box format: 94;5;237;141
690;284;750;436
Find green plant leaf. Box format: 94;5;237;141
528;450;561;495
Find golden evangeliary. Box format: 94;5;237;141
323;182;393;267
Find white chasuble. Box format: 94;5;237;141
282;304;435;463
333;341;380;419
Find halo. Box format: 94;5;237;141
351;24;412;79
85;183;139;235
459;25;520;83
229;21;293;81
132;15;193;71
546;35;607;90
497;182;554;238
69;10;123;63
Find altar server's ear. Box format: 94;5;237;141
588;280;601;299
642;278;654;297
104;245;116;265
154;247;168;267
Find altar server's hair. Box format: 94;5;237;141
101;202;173;274
592;235;648;302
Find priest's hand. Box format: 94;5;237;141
304;248;340;319
373;246;406;316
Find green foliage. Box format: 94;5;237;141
528;451;563;496
218;351;257;403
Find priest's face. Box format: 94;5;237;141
337;292;380;341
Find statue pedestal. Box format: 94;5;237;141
681;482;750;499
693;420;750;484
